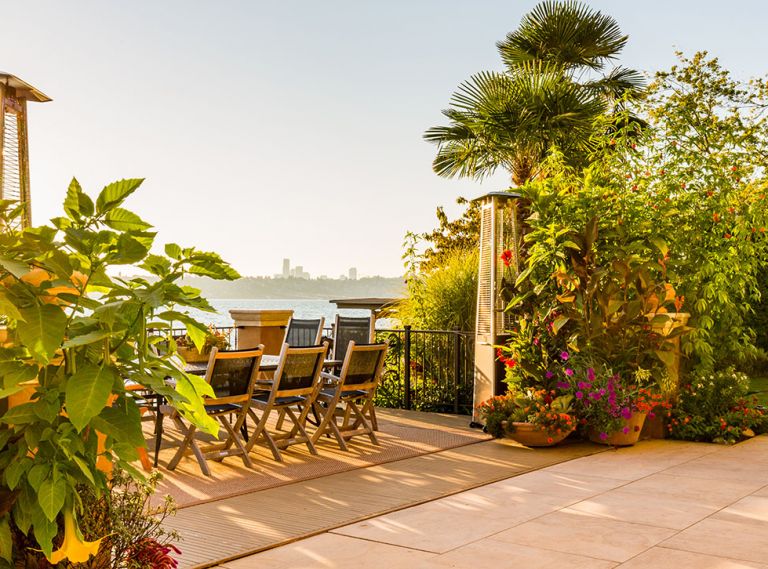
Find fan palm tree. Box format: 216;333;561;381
425;1;644;186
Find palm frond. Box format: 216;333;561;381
583;66;646;100
498;0;628;72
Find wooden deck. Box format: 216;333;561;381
163;411;601;568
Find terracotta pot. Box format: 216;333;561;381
589;412;647;446
502;421;574;447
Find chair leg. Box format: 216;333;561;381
349;400;379;445
275;407;287;431
219;416;254;469
154;399;164;468
370;405;379;431
246;408;283;462
285;405;318;455
311;401;348;451
168;419;211;477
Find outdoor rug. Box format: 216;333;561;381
148;409;491;508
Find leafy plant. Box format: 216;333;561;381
555;362;669;439
668;368;768;444
476;388;574;439
0;178;239;565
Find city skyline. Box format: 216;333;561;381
274;258;359;280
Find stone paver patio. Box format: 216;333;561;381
217;435;768;568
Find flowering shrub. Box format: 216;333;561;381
477;389;574;440
668;368;768;443
476;394;518;438
554;362;669;440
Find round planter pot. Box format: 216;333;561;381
589;412;647;446
503;421;573;447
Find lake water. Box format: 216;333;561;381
187;299;384;328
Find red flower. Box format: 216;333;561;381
500;249;513;267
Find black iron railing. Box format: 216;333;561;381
374;327;475;414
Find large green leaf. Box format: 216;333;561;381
0;515;11;563
17;304;67;363
90;400;144;448
30;504;57;557
65;364;118;432
62;329;112;348
63;178;94;219
95;178;144;214
37;475;66;522
104;208;152;232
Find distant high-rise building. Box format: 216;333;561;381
348;267;358;281
282;258;290;278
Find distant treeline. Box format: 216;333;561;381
179;275;406;300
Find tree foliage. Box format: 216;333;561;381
425;0;643;186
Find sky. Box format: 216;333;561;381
2;1;768;278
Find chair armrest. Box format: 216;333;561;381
321;371;339;381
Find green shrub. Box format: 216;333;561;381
668;368;768;443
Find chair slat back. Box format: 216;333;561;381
333;315;373;362
285;317;325;347
205;347;264;403
273;343;328;397
339;342;387;391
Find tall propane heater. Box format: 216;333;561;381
472;191;524;424
0;73;51;229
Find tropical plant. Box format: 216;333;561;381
0;178;239;565
425;0;643;186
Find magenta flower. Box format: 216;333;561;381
577;381;592;390
575;391;584;400
560;351;569;361
589;391;602;400
622;426;630;434
545;371;554;379
599;432;608;440
564;368;574;377
533;337;540;346
587;368;595;381
649;412;656;419
621;407;632;419
556;381;570;390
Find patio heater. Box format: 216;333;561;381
472;191;524;425
0;73;51;229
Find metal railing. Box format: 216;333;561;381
374;327;475;415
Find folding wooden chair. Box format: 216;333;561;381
245;342;327;461
165;346;263;477
311;341;387;451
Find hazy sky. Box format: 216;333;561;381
2;1;767;278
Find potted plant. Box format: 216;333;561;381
174;326;230;362
562;366;669;446
478;389;575;447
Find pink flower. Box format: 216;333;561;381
545;371;554;379
564;368;574;377
621;407;632;419
575;391;584;400
560;351;570;361
599;432;608;440
587;368;595;381
622;427;630;434
556;381;570;390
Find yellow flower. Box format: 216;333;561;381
47;509;104;564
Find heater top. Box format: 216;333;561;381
0;73;51;103
471;190;522;203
